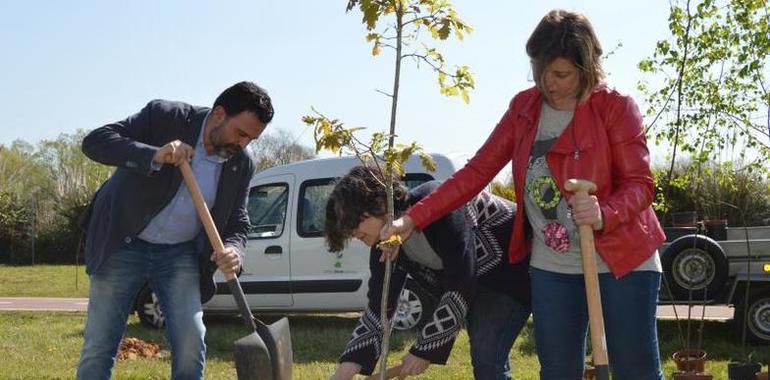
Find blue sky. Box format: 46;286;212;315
0;1;671;164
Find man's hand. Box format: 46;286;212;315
153;140;194;167
399;353;429;378
329;362;361;380
210;246;241;278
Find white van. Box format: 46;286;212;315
135;154;461;331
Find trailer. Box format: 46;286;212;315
659;224;770;344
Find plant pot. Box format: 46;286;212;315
728;362;762;380
703;219;728;240
672;211;699;227
673;372;713;380
673;348;707;373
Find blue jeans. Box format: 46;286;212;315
531;268;664;380
467;284;532;380
77;239;206;380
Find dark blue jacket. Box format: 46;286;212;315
80;99;255;302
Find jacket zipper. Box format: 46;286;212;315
571;117;580;160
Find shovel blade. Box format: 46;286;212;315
263;317;292;380
234;332;273;380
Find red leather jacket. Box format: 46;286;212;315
408;85;665;278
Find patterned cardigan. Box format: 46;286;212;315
338;181;531;375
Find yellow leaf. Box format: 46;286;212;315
377;234;402;249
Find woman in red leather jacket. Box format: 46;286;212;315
383;10;666;380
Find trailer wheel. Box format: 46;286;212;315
136;285;165;329
662;235;728;300
734;289;770;344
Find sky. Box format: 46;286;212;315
0;1;672;166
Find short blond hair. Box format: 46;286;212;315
526;10;605;102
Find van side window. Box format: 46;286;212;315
247;183;288;239
298;179;335;237
297;173;435;238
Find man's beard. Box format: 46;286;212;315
209;122;241;159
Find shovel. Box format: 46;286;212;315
180;160;293;380
564;179;610;380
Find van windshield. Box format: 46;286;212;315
247;183;288;238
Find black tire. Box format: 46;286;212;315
734;288;770;344
392;280;435;332
135;285;165;329
661;235;728;300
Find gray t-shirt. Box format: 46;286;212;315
402;231;444;270
525;102;661;274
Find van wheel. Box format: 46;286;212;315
393;281;435;332
136;285;165;329
734;289;770;344
662;235;728;300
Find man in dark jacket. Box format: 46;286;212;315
76;81;273;380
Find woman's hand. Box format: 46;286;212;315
399;353;430;378
329;362;361;380
378;215;416;262
568;193;603;231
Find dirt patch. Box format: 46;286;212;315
117;337;162;361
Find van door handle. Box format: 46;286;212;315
264;245;283;255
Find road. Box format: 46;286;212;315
0;297;735;320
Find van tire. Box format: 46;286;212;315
734;288;770;344
136;285;165;329
393;281;435;332
662;235;728;300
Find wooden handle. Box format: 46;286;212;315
564;178;597;195
563;179;609;369
179;160;235;281
363;365;403;380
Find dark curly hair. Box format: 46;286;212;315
324;165;407;252
213;81;274;124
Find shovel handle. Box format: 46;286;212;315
363;365;403;380
564;179;609;376
179;161;233;280
179;161;257;332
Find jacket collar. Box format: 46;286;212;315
516;85;611;155
516;86;543;128
184;106;210;149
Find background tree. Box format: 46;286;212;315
0;132;112;264
249;129;316;172
34;131;113;263
638;0;769;222
0;141;48;263
302;0;473;375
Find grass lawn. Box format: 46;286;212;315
1;264;768;379
1;311;768;379
0;265;89;298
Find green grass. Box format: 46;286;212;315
0;264;89;298
1;265;768;378
0;311;768;379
